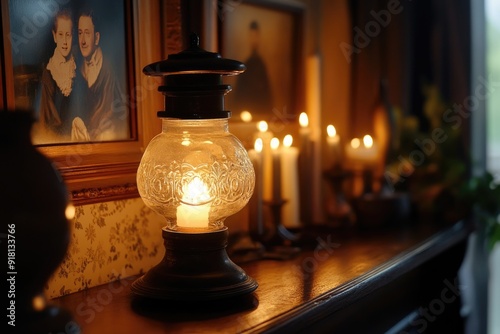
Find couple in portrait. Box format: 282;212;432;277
37;7;127;143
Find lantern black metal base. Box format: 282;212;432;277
131;227;258;301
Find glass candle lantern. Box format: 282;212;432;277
137;118;254;233
131;34;258;300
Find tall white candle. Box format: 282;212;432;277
270;137;281;201
254;121;273;201
299;112;310;143
177;177;211;228
298;112;313;224
326;124;341;167
248;138;264;237
306;55;321;141
306;54;324;224
299;113;311;166
281;134;301;228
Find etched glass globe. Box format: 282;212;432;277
137;118;255;232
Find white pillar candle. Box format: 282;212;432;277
248;138;264;236
281;134;301;228
298;112;313;224
254;121;274;201
299;112;310;152
344;135;379;196
306;54;324;224
345;135;378;166
326;124;341;167
270;137;281;201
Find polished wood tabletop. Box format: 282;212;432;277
52;221;470;333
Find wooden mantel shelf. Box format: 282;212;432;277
53;221;470;333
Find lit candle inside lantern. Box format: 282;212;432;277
177;177;211;229
270;137;281;201
326;124;341;167
281;134;301;228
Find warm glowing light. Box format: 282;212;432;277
299;112;309;128
258;121;268;132
240;111;252;122
254;138;263;152
270;137;280;150
327;125;337;137
363;135;373;148
32;295;46;311
283;134;293;148
181;177;211;205
65;203;75;220
177;177;211;229
351;138;361;149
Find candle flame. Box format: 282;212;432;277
363;135;373;148
181;177;211;205
299;112;309;127
240;111;252;122
254;138;263;152
258;121;268;132
351;138;361;149
283;134;293;148
327;124;336;137
270;137;280;150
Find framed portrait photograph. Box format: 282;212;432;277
0;0;173;204
219;0;304;125
2;0;134;145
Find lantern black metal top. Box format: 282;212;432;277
143;33;246;119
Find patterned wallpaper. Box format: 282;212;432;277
45;198;165;299
45;196;249;300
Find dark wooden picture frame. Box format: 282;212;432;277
218;0;305;128
0;0;178;205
